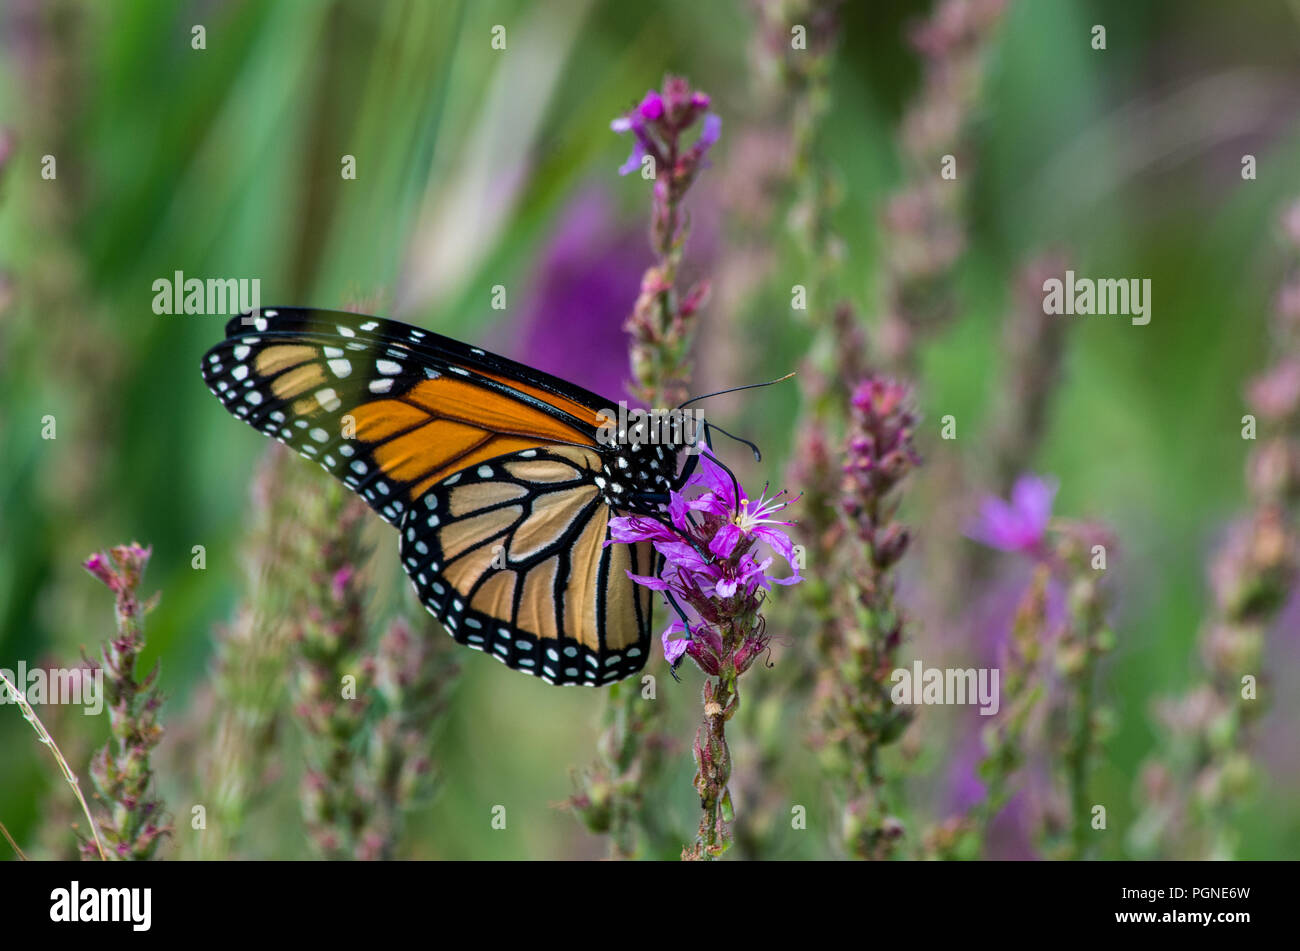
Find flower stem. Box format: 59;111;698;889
690;668;738;858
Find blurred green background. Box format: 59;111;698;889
1;0;1298;860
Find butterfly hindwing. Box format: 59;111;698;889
400;445;656;685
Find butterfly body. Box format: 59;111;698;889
201;307;683;685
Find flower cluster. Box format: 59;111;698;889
842;377;923;565
612;79;720;185
613;75;720;407
82;543;170;860
290;488;375;859
358;616;459;860
569;74;727;859
610;449;800;676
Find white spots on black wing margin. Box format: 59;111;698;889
391;446;649;687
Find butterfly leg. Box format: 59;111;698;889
663;589;695;683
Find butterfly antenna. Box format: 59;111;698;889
699;425;746;517
706;421;762;462
676;372;796;411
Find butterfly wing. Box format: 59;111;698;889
400;445;656;685
200;307;614;525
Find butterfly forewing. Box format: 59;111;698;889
200;308;605;526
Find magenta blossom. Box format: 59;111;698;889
611;76;719;179
966;474;1056;554
608;447;800;671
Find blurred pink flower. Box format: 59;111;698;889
966;474;1056;555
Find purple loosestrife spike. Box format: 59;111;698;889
592;73;734;860
816;374;923;859
82;543;171;860
1133;199;1300;859
617;73;719;407
965;474;1057;555
608;445;801;860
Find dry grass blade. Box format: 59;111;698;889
0;818;27;860
0;671;107;860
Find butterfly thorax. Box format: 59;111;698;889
594;437;682;511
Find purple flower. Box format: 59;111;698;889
966;474;1056;554
610;76;720;179
843;378;921;501
662;621;690;665
609;447;800;669
609;90;664;135
611;91;663;177
683;451;800;575
616;137;647;177
84;543;153;595
697;113;722;150
660;619;723;676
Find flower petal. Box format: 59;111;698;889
638;90;664;121
626;570;671;591
1011;474;1056;534
617;138;646;177
608;515;676;545
754;525;797;566
697;113;721;149
662;627;689;664
709;522;743;559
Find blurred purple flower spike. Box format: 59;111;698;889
502;188;648;401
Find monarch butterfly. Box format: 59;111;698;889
201;307;705;686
